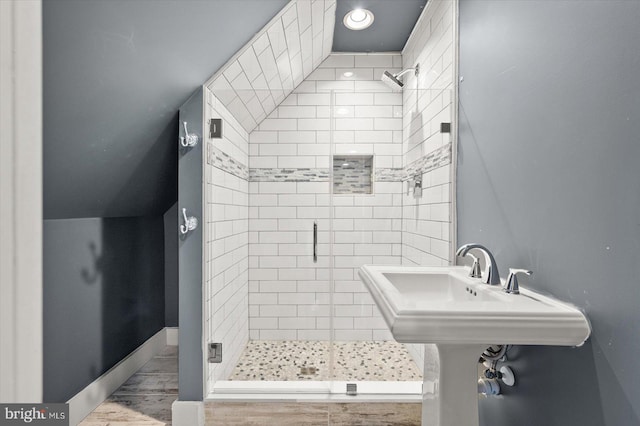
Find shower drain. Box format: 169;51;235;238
299;366;317;375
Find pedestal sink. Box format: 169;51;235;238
358;265;590;426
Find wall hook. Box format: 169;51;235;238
180;121;199;148
180;208;198;235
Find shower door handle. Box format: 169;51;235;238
313;221;318;263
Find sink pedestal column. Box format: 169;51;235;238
422;344;484;426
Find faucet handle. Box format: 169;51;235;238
456;245;478;277
504;269;532;295
468;254;482;279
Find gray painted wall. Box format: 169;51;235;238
43;0;288;219
164;203;179;327
43;217;165;402
41;0;288;403
177;88;204;401
457;1;640;425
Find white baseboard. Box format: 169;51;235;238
172;400;204;426
67;327;170;425
166;327;179;346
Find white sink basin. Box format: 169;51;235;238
358;264;592;426
359;265;590;346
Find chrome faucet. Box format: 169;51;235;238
456;243;501;285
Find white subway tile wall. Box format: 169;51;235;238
400;0;457;370
201;0;457;382
401;0;455;267
248;53;403;341
204;88;250;393
205;0;337;133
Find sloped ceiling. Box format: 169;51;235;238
43;0;424;219
332;0;427;52
206;0;337;133
43;0;288;219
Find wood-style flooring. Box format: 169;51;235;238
205;402;421;425
79;345;421;425
80;346;178;425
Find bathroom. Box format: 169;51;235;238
2;0;639;425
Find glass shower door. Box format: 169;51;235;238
327;88;421;392
208;84;336;392
328;86;453;394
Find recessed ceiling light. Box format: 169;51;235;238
343;8;374;31
343;71;354;78
336;107;350;115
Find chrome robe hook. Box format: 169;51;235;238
180;121;199;148
180;208;198;235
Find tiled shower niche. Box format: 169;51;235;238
333;155;373;195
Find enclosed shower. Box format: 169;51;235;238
177;0;457;401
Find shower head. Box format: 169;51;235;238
381;71;404;90
380;63;420;91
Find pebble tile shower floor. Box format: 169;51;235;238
229;341;423;381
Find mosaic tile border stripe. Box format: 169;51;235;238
404;143;452;180
375;168;405;182
250;168;330;182
207;143;249;180
249;168;405;183
246;143;452;183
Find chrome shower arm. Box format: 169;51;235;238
395;66;419;79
